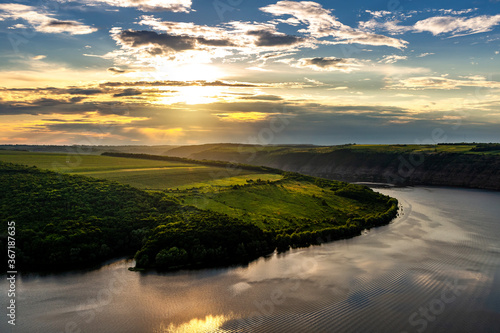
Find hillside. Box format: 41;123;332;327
0;153;398;271
165;144;500;190
0;150;280;190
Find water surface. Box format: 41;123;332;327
2;186;500;332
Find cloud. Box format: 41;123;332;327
304;77;325;85
413;15;500;37
292;57;361;72
61;0;192;12
365;10;392;18
139;15;226;37
99;80;259;88
437;8;478;15
416;52;434;57
138;17;310;49
0;3;97;35
2;86;500;144
379;55;407;64
260;1;408;49
7;23;27;29
387;76;500;89
1;87;106;95
240;94;283;101
109;19;315;69
66;88;105;95
107;67;132;74
113;29;235;53
360;13;500;38
246;30;304;47
113;88;143;97
216;112;273;122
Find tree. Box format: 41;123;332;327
155;247;188;268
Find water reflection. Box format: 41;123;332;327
157;314;236;333
3;187;500;332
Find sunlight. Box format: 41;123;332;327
153;63;226;82
155;86;225;105
158;314;235;333
216;112;272;122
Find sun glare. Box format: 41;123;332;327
154;86;225;105
158;314;235;333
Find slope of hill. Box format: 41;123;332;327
167;144;500;190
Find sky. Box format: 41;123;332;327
0;0;499;145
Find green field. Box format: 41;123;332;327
0;151;280;190
170;177;390;231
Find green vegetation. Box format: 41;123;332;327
166;143;500;190
469;143;500;153
0;150;280;190
0;161;273;271
166;143;500;159
0;152;398;272
169;174;394;232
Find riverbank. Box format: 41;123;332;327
165;144;500;191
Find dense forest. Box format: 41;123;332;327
1;161;397;271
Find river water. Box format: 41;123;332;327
2;186;500;333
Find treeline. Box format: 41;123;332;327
274;197;398;251
101;152;283;174
437;142;477;146
470;143;500;152
134;213;275;269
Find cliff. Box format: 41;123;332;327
174;147;500;190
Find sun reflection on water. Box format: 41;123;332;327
157;314;236;333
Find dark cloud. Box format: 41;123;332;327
240;95;283;101
294;57;360;72
32;98;71;107
0;99;139;116
118;30;195;50
45;20;79;27
1;87;105;95
66;88;104;95
113;88;143;97
70;97;87;103
247;30;304;47
34;122;115;133
116;30;235;53
100;80;258;87
302;57;346;68
107;67;131;74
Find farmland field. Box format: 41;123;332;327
170;178;390;230
0;150;281;189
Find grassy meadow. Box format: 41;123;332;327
171;178;389;231
0;150;280;190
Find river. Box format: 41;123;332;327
2;186;500;332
